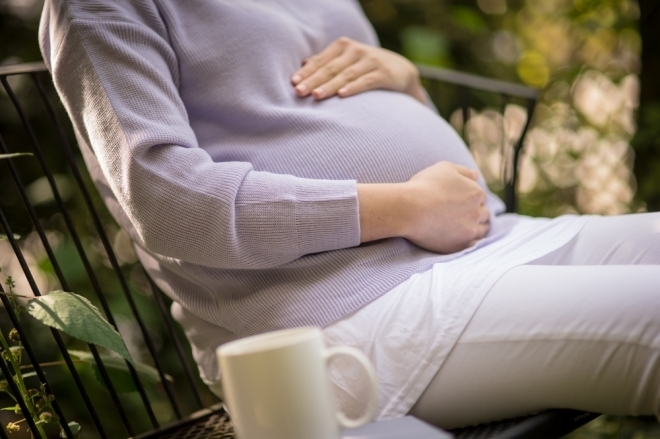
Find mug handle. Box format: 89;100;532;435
323;346;379;430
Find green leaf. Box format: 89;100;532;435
0;153;32;161
60;421;81;438
27;291;132;363
21;372;38;379
67;350;169;393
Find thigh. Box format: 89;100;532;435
409;265;660;429
531;212;660;265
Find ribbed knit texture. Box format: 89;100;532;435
39;0;506;336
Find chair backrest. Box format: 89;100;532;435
0;62;537;439
418;64;538;213
0;62;210;439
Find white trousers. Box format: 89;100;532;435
409;213;660;429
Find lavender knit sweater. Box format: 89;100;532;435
39;0;505;336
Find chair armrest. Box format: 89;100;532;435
416;64;539;100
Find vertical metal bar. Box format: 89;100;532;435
499;94;511;192
0;331;42;438
27;73;180;420
87;349;135;434
148;276;205;409
31;73;160;428
506;97;536;213
0;421;9;439
0;209;101;437
460;87;471;142
0;134;135;437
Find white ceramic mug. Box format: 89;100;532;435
217;326;379;439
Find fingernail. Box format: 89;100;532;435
296;84;308;94
312;88;325;99
338;87;347;96
291;74;301;84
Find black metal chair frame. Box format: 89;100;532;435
0;61;598;438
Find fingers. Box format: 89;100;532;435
291;37;388;100
295;50;365;98
454;165;479;181
474;220;490;242
479;205;491;224
291;38;347;86
318;58;378;99
467;207;491;249
337;69;386;98
293;36;423;101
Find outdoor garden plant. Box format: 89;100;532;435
0;268;164;438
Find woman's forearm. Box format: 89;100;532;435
357;162;491;254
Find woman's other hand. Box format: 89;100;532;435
357;162;490;254
291;37;426;103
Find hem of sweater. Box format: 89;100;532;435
138;214;519;336
376;214;595;420
241;213;519;334
136;236;480;382
237;259;441;335
242;234;509;335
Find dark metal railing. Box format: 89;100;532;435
418;64;538;213
0;62;209;438
0;61;538;438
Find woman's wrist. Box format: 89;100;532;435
357;182;414;243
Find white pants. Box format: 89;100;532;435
409;213;660;429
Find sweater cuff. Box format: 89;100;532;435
294;178;361;255
235;172;360;259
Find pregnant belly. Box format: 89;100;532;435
204;90;481;184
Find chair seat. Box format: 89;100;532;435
136;405;233;439
136;406;598;439
450;410;599;439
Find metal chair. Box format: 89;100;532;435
0;61;598;438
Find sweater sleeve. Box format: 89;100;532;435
40;13;361;269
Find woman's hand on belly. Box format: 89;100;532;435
290;37;426;103
357;161;491;254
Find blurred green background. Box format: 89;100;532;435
0;0;659;437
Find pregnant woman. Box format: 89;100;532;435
39;0;660;428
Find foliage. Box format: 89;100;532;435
27;291;132;363
631;0;660;211
67;350;168;394
0;274;67;438
0;270;164;437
